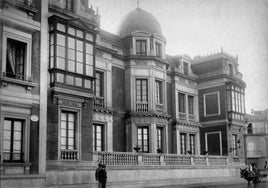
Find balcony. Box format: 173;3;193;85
188;114;195;121
136;102;149;112
179;112;187;120
60;150;78;160
155;104;164;113
94;96;105;108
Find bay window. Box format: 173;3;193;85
136;40;147;56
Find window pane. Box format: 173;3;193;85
57;34;65;46
69;114;74;122
76;62;83;74
68;49;75;60
57;23;65;32
86;43;93;54
76;30;83;38
61;129;66;137
13;141;21;150
86;54;93;65
86;65;93;76
3;141;11;150
76;51;83;62
66;75;74;85
76;40;83;51
4;120;11;130
56;57;65;69
85;79;91;89
56;73;64;83
68;27;75;35
57;45;65;58
14;131;22;140
75;77;82;87
86;33;93;41
14;121;22;131
68;60;75;72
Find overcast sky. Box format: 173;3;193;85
90;0;268;113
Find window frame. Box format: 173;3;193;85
137;126;149;153
205;131;222;155
183;62;189;75
189;134;195;155
155;80;163;104
1;114;30;164
136;78;148;103
58;107;80;160
2;27;32;81
203;91;221;117
180;133;187;155
95;71;104;97
156;126;164;152
232;134;238;157
155;42;162;57
135;39;147;56
93;123;105;152
178;92;186;113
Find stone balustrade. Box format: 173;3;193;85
60;149;78;160
93;151;229;166
136;102;149;112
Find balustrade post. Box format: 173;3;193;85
206;156;210;166
190;156;194;165
160;154;165;165
138;154;143;166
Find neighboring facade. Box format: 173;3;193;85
0;0;248;187
245;109;268;169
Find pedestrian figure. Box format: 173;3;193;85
98;164;107;188
95;163;102;188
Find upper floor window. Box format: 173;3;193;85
3;118;24;162
178;93;186;113
227;85;245;121
49;22;94;89
137;127;149;153
228;64;234;76
93;124;105;151
136;79;148;102
95;71;104;97
2;27;32;81
155;80;163;104
136;40;147;56
203;92;220;116
188;95;194;115
64;0;73;11
183;62;189;75
155;42;162;57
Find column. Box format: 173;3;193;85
150;123;156;153
196;132;200;155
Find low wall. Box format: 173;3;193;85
0;175;45;188
45;164;245;187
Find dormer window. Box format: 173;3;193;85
155;42;162;57
136;40;147;56
183;62;189;75
228;63;234;76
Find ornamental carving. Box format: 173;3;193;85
131;116;168;124
59;100;82;108
93;112;113;122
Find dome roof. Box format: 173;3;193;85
118;8;163;38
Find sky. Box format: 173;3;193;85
90;0;268;113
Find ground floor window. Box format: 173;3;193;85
180;133;186;154
205;132;222;155
137;126;149;152
189;134;195;155
156;127;163;153
93;123;105;151
3;118;24;162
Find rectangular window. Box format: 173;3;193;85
93;124;104;151
232;134;238;156
60;112;75;150
188;95;194;115
64;0;73;11
204;92;220;116
183;62;189;75
228;64;233;76
136;40;147;56
49;22;94;88
178;93;186;113
206;132;221;155
155;80;162;104
95;71;104;97
189;134;195;155
136;79;148;102
137;127;149;152
156;127;163;152
5;39;26;80
155;42;162;57
180;133;186;154
3;119;24;162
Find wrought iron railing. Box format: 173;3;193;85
93;151;229;166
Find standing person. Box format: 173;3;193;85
95;163;102;188
98;164;107;188
264;161;267;170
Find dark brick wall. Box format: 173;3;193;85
112;66;125;111
29;104;40;174
166;82;172;115
113;113;126;152
81;99;93;161
33;0;41;22
32;31;40;95
46;93;59;160
198;85;227;122
112;66;126;151
200;124;228;155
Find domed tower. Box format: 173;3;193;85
119;8;170;153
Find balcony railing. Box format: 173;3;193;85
155;104;164;113
179;112;187;120
60;150;78;160
94;96;105;108
136;102;149;112
188;114;195;121
93;151;229;166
